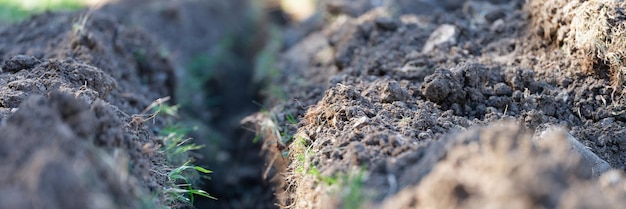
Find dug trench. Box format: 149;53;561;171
84;0;282;208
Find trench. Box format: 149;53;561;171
95;0;292;207
91;0;289;208
98;1;292;208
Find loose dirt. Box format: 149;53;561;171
3;0;626;208
248;0;626;208
0;0;277;208
0;10;176;208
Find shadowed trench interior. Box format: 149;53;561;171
95;0;292;208
96;1;294;208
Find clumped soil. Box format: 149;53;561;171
248;0;626;208
4;0;626;208
0;10;176;208
0;0;278;208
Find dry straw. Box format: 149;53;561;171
528;0;626;87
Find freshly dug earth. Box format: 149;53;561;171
0;1;278;208
0;11;178;208
248;0;626;208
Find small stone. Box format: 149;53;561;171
422;24;457;53
381;81;409;103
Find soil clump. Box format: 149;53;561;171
0;10;177;208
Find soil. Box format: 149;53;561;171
3;0;626;208
0;10;175;208
0;0;276;208
248;0;626;208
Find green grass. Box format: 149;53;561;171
251;106;298;146
287;131;368;208
311;167;366;209
142;101;215;206
165;161;216;204
159;121;214;206
161;123;204;163
0;0;87;23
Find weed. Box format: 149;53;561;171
398;116;412;127
251;108;282;144
159;126;214;206
310;167;367;209
307;166;339;186
291;134;312;173
129;96;178;127
286;113;298;125
250;106;299;145
287;131;368;209
164;160;216;205
134;97;215;206
162;124;204;163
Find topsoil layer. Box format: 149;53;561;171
3;0;626;208
0;0;275;208
0;8;180;209
248;0;626;208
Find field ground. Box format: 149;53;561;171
1;0;626;209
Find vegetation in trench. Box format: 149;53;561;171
140;100;215;206
164;161;216;204
251;106;298;146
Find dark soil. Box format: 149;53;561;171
0;10;175;208
248;0;626;208
3;0;626;208
0;0;273;208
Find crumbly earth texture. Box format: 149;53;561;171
0;1;278;208
248;0;626;208
0;11;179;208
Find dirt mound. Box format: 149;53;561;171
248;0;626;208
382;122;623;209
0;11;179;208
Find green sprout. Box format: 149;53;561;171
165;161;217;204
162;124;204;163
143;98;214;206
